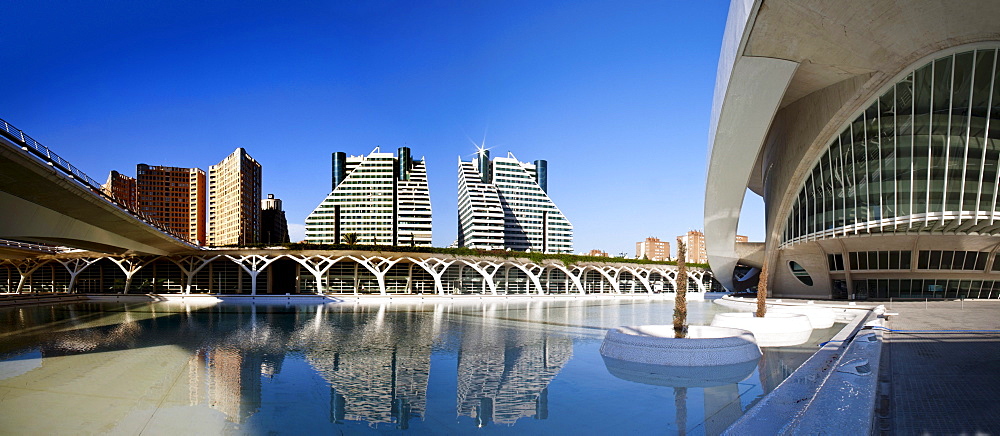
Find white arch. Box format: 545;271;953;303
547;263;586;294
55;257;99;294
408;257;455;295
623;266;654;294
166;255;220;294
457;259;503;295
110;256;154;294
226;254;280;296
348;255;402;295
289;255;346;294
507;262;545;294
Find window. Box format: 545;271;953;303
789;261;813;286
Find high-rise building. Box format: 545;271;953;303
101;170;137;211
457;147;573;253
677;230;708;264
261;194;289;244
636;237;670;261
305;147;432;246
135;164;206;245
208;148;262;247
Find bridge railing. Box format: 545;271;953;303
0;239;62;254
0;117;194;246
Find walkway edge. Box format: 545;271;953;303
723;302;884;435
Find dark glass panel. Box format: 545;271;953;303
850;251;859;270
878;251;889;270
941;251;955;269
901;251;912;269
971;50;996;119
889;251;901;269
918;250;930;269
964;251;979;270
929;250;942;269
950;251;964;269
976;252;988;270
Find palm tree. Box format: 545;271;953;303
756;260;768;317
342;232;359;245
673;242;688;338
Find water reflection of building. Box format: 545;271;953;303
187;325;289;424
296;308;434;428
456;324;573;426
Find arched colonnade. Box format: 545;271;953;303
0;254;713;296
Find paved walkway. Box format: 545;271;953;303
878;300;1000;435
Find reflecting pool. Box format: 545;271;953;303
0;297;842;435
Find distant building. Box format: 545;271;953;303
636;237;670;261
457;147;573;253
208;148;262;246
585;249;609;257
305;147;432;246
677;230;708;264
261;194;289;245
101;170;137;211
735;235;748;243
135;164;206;245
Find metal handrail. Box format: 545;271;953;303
0;239;62;253
0;117;193;245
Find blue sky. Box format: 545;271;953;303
1;0;763;255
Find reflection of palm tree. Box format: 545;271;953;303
342;233;359;245
674;386;687;436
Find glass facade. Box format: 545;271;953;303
781;47;1000;246
852;279;1000;299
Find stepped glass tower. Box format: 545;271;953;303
457;147;573;253
305;147;432;246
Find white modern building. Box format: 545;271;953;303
305;147;432;246
458;147;573;253
705;0;1000;299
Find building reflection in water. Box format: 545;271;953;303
187;322;289;424
294;304;434;429
456;317;573;426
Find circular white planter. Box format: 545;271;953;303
710;312;813;347
599;325;762;366
768;305;835;329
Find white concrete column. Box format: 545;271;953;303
226;254;279;296
56;257;99;294
110;256;153;294
349;256;401;295
167;255;220;294
409;257;455;295
289;255;344;294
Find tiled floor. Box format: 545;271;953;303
878;300;1000;435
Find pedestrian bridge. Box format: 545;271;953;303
0;249;715;296
0;117;198;255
